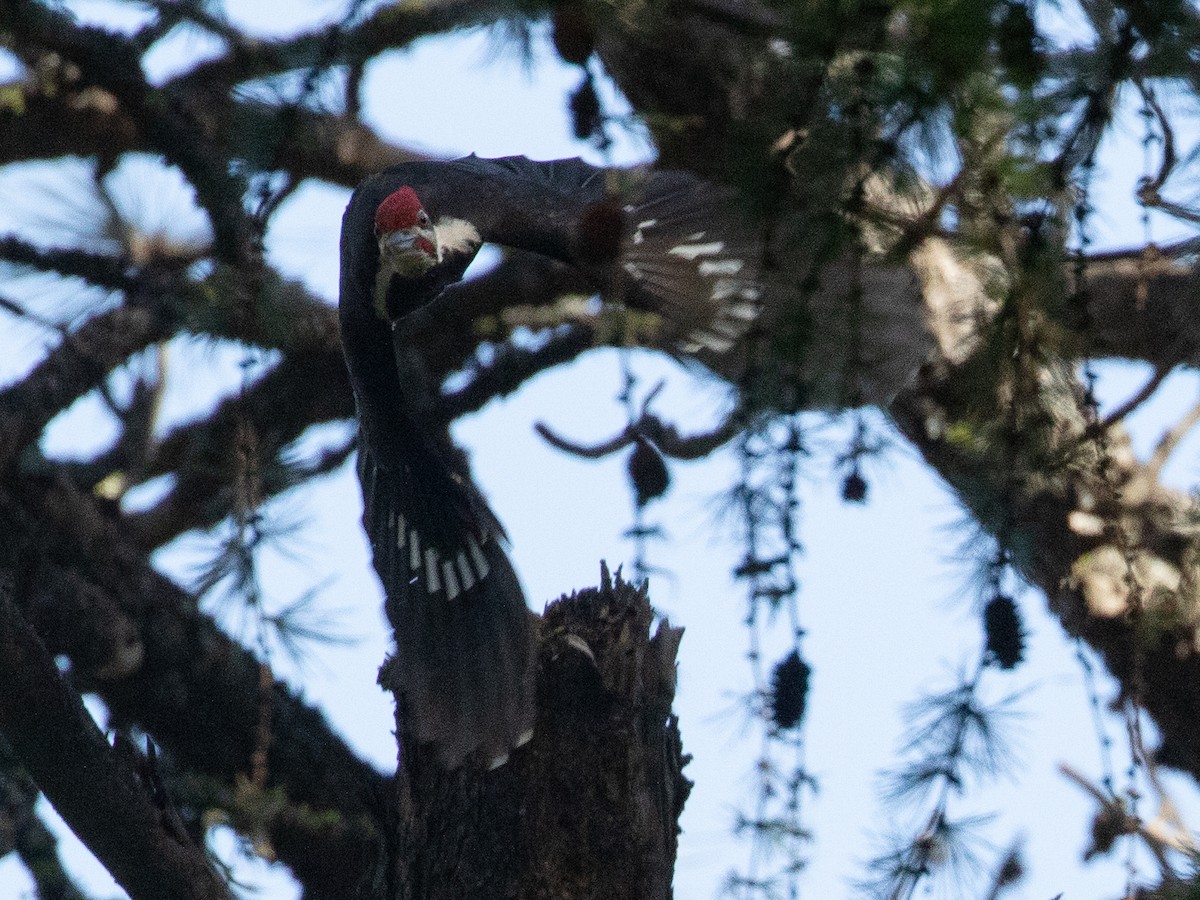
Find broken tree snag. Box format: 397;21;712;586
389;566;691;900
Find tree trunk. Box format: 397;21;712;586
387;567;690;899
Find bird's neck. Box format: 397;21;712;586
373;266;392;320
341;291;416;466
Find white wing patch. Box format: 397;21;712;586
724;301;761;321
441;560;461;601
681;333;735;353
633;219;658;245
400;527;495;600
456;552;476;590
618;177;766;357
713;280;761;302
467;534;490;580
668;241;725;260
425;547;442;594
698;258;745;276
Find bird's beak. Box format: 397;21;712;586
379;227;439;264
373;227;441;319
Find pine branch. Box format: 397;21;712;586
889;361;1200;782
0;737;90;900
127;349;354;550
1072;242;1200;365
0;235;133;290
3;0;254;266
1146;398;1200;481
173;0;521;90
4;478;388;898
396;251;593;380
0;85;426;188
0;302;171;477
438;325;595;422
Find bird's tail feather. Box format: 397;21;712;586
359;445;536;768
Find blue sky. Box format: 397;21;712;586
2;2;1200;898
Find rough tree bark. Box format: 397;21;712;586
388;568;689;900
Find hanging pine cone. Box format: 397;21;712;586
627;435;670;507
841;466;868;503
983;594;1025;670
769;650;811;731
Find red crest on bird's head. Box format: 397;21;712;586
375;186;425;233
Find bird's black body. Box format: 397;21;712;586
339;155;760;768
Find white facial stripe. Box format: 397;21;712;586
435;217;482;256
375;230;438;314
409;531;421;572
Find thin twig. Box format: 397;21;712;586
1146;397;1200;480
1096;364;1173;432
1134;79;1176;198
535;408;743;461
1059;762;1190;876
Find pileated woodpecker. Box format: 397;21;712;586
339;155;760;768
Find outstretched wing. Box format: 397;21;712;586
355;155;765;358
358;429;535;769
615;170;763;355
439;156;765;356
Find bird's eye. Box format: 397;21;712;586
418;210;430;227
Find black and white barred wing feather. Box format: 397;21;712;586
358;438;534;770
616;171;764;356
